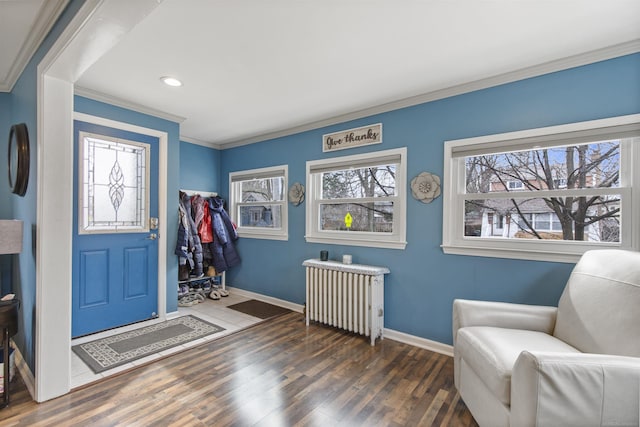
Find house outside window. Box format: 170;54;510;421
229;165;288;240
443;114;640;262
554;178;567;188
507;180;524;190
306;147;407;249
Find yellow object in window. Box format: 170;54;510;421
344;212;353;229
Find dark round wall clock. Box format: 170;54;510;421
8;123;30;196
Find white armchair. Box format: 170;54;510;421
453;249;640;427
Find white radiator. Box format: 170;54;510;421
303;259;390;346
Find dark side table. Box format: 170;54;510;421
0;300;19;409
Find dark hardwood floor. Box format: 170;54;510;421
2;312;477;426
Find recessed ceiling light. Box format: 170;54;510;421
160;76;182;87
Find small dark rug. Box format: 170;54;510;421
227;299;291;319
72;315;224;373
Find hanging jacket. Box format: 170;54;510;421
180;191;203;276
209;196;240;272
198;199;214;243
191;195;205;231
175;198;193;268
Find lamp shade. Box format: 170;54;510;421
0;220;23;254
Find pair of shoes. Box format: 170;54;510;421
211;284;229;297
178;284;189;298
178;294;199;307
178;291;205;307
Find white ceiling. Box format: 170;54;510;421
0;0;68;91
3;0;640;148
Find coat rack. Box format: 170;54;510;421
180;189;218;198
177;189;227;298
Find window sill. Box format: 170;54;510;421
237;231;288;241
305;234;406;250
440;242;625;263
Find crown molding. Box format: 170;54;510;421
180;135;222;150
219;39;640;150
75;87;221;148
67;40;640;150
74;86;186;124
1;0;70;93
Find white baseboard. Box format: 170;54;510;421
226;286;304;313
383;328;454;357
228;287;452;356
12;339;35;399
166;309;180;319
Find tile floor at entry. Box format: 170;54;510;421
70;293;262;389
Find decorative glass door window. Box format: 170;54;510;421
79;132;150;234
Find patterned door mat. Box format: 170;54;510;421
72;315;224;373
227;299;291;319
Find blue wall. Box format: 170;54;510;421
179;141;220;192
0;93;10;221
0;92;12;295
1;0;85;371
217;53;640;345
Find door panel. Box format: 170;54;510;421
79;250;109;307
124;246;150;298
72;120;159;337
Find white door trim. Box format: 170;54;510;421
35;0;164;402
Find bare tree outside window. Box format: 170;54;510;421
320;165;396;232
464;140;621;242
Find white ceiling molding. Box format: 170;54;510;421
217;39;640;150
74;86;185;124
75;39;640;150
179;135;222;150
0;0;69;92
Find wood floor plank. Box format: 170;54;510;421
2;312;478;426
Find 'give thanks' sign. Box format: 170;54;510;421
323;123;382;152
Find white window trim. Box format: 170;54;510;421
443;114;640;263
305;147;407;250
229;165;288;241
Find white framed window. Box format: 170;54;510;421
443;114;640;263
306;147;407;249
230;165;288;240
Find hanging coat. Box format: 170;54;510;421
209;196;240;272
180;191;203;276
191;195;205;230
175;199;193;268
198;199;214;243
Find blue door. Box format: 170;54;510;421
72;120;159;337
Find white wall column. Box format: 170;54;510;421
35;0;164;402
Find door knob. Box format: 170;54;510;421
147;233;158;240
